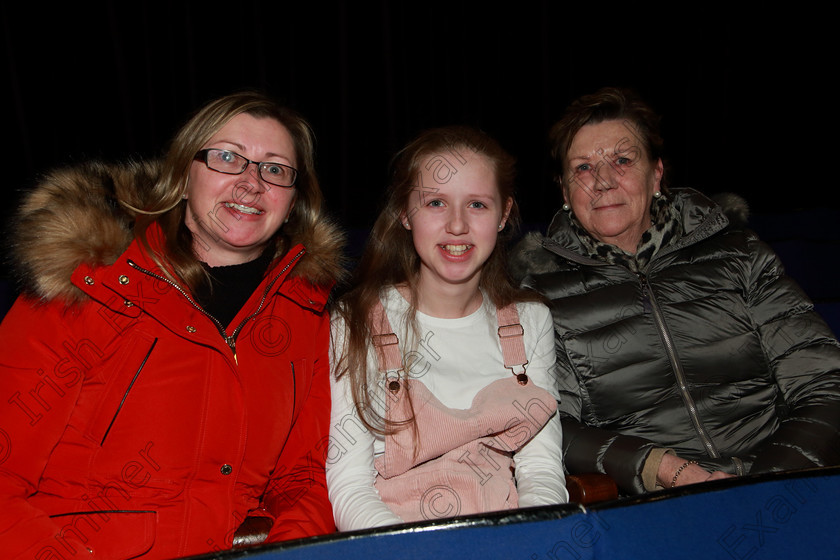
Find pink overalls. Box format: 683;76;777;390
369;302;557;522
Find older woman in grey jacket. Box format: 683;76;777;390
513;87;840;495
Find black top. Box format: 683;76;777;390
194;248;274;329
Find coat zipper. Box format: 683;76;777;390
126;249;305;362
540;202;731;461
638;272;720;459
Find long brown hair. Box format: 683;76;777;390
131;91;324;292
334;125;542;434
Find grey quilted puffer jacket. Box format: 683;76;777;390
512;188;840;494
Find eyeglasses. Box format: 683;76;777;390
194;148;298;188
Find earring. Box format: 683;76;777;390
653;191;662;198
562;203;570;211
498;224;504;231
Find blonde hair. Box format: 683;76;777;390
132;91;324;291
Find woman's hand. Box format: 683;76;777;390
657;453;736;488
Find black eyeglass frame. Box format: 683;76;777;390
194;148;299;188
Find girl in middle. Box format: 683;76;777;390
327;126;568;531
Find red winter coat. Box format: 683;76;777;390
0;161;343;559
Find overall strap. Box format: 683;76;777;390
370;298;529;384
370;299;402;373
496;303;530;385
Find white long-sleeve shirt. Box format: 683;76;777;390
326;287;567;531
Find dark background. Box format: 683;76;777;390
2;4;835;261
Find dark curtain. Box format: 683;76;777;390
2;3;832;245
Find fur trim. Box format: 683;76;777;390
9;160;157;303
285;215;347;288
711;192;750;226
508;231;562;284
9;160;345;304
508;188;745;285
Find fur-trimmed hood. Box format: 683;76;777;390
9;160;346;304
509;188;750;284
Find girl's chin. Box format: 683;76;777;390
421;263;482;287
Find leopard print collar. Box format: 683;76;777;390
569;195;683;273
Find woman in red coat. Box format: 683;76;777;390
0;92;343;559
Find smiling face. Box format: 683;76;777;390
403;150;512;300
563;119;663;253
185;113;297;267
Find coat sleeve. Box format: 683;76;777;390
0;297;94;559
262;310;337;541
556;356;659;496
520;274;658;496
742;234;840;473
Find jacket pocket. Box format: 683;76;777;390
288;358;312;423
84;335;158;446
49;510;156;559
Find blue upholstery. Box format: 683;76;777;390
203;467;840;559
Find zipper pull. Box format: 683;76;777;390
638;273;652;314
226;336;237;364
